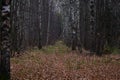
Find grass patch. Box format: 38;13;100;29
40;41;70;54
104;46;120;54
112;48;120;54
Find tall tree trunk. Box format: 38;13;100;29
0;0;11;79
46;0;51;45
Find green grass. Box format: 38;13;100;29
112;48;120;54
104;45;120;54
40;41;70;54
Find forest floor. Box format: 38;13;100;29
11;41;120;80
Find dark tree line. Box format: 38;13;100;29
59;0;120;55
10;0;62;55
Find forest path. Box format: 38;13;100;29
11;42;120;80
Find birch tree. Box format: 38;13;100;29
0;0;11;79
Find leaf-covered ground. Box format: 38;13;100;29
11;42;120;80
